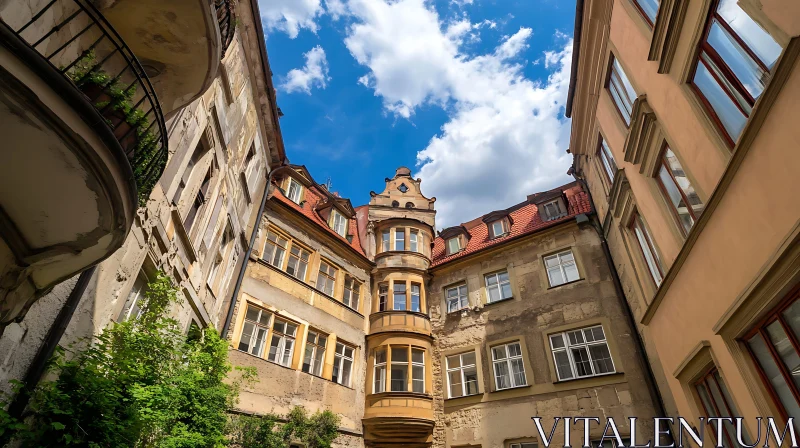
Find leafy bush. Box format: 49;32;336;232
229;407;340;448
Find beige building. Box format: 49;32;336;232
567;0;800;442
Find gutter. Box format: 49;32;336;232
565;0;585;118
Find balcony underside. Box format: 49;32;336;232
363;416;434;447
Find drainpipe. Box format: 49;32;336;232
6;266;97;421
221;164;289;337
571;169;672;425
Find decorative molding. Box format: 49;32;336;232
648;0;690;74
608;169;634;225
622;95;665;176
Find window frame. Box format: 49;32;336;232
378;283;389;312
446;283;469;313
237;304;272;357
491;341;527;390
286;177;303;204
302;329;327;377
343;275;361;311
286;244;311;281
655;145;703;237
544;250;581;287
693;366;743;447
330;209;347;237
333;342;355;387
317;260;338;297
119;270;150;322
393;282;407;311
484;270;512;303
382;230;390;252
446;351;480;399
604;54;637;127
541;199;566;221
629;212;665;286
394;228;406;251
446;236;461;255
631;0;659;27
409;230;419;252
262;229;289;269
597;135;618;186
549;325;616;381
267;317;298;367
374;348;387;393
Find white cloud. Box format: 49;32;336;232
326;0;348;19
258;0;323;38
281;46;331;94
342;0;574;227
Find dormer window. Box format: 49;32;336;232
286;177;303;204
331;209;347;237
490;220;508;239
541;200;566;221
447;237;461;255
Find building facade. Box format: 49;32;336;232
567;0;800;442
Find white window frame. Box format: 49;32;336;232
237;305;272;357
331;209;347;237
333;342;354;387
542;199;564;220
447;237;461;254
267;318;297;367
409;230;419;252
393;282;407;310
549;325;616;381
491;220;506;238
343;275;360;310
394;228;406;251
317;260;337;296
544;250;580;287
446;284;469;313
302;330;327;377
263;229;288;269
390;347;409;392
382;230;390;252
491;342;527;390
119;271;149;322
446;351;479;398
411;348;425;394
286;177;303;204
378;283;389;311
410;283;421;313
286;244;310;281
485;270;512;303
374;348;387;393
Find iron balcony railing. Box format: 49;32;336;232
215;0;236;59
2;0;168;205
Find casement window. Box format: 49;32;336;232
694;367;746;447
446;237;461;255
656;147;704;236
490;220;508;239
395;229;406;251
597;136;618;184
410;283;421;313
317;261;337;296
544;250;580;287
629;212;665;286
238;305;271;357
549;325;615;381
744;292;800;425
632;0;659;26
286;177;303;204
378;283;389;311
491;342;527;390
202;196;224;250
286;245;310;280
119;271;149;322
267;318;297;367
374;348;387;393
302;330;327;376
409;230;419;252
343;275;360;310
391;347;409;392
393;282;407;310
330;210;347;237
690;0;782;145
382;230;390;252
263;230;288;268
333;342;354;387
446;351;479;398
606;56;637;126
541;200;566;221
510;444;537;448
411;348;425;393
243;146;261;196
446;284;469;313
207;255;222;289
184;168;212;232
485;271;512;303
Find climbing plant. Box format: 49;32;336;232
229;406;340;448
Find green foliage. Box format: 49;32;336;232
0;271;253;447
229;407;340;448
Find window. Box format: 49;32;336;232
490;220;507;238
343;276;360;310
630;212;665;286
238;305;271;357
597;136;618;184
185;168;212;232
202;196;224;249
690;0;782;145
262;230;288;269
374;348;387;393
447;237;461;255
694;367;745;447
632;0;659;26
317;261;337;296
656;147;704;236
395;229;406;251
409;230;419;252
267;318;297;367
485;271;512;303
412;348;425;393
446;351;479;398
333;342;354;387
207;255;222;289
391;347;408;392
745;292;800;425
606;56;637;126
286;245;310;280
541;200;566;221
446;284;469;313
405;202;414;209
378;283;389;311
398;183;409;193
410;283;421;313
492;342;526;389
382;230;390;252
302;330;327;376
510;444;537;448
549;325;615;381
286;177;303;204
119;271;149;322
544;250;580;287
331;210;347;237
393;282;407;310
243;145;260;194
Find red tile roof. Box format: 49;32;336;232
430;182;592;267
272;183;367;257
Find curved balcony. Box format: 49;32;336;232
369;310;431;337
375;250;430;271
0;0;167;324
363;392;434;447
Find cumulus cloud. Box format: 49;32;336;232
326;0;348;19
281;46;331;94
343;0;574;227
258;0;323;38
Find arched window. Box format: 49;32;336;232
405;202;414;209
391;200;399;207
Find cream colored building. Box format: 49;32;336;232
567;0;800;442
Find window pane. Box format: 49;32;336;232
492;346;507;361
693;56;747;141
462;352;476;366
782;300;800;341
554;350;573;380
564;263;579;282
448;238;460;253
391;365;408;391
664;148;704;225
464;367;479;395
635;0;659;24
765;320;800;392
550;334;565;349
572;347;593;376
633;216;664;285
494;361;511;389
501;282;513;299
382;231;390;252
393;283;406;310
589;344;615;374
412;348;424;364
392;347;409;363
488;286;501;303
510;358;527;386
716;0;781;68
411;284;421;312
447;354;461;369
239;322;255;352
707;19;769;100
507;343;522;357
374;365;386;393
412;365;425;393
658;165;694;234
395;229;405;251
341;359;352;387
449;370;463;398
748;334;800;422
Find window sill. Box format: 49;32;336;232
368;391;432;400
490;384;531;393
484;297;514;307
445;392;482;401
553;371;623;385
233;349;355;390
547;278;585;290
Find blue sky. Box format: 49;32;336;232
259;0;576;227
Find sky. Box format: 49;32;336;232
259;0;577;228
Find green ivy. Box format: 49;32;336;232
228;407;340;448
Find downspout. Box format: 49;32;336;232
571;169;671;425
6;266;97;421
221;164;290;337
